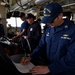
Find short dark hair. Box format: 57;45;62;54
19;12;25;18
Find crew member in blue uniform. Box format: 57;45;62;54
12;12;29;53
23;13;41;53
21;2;75;75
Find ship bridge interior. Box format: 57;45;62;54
0;0;75;17
0;0;75;37
0;1;75;75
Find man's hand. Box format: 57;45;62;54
23;36;28;39
12;36;17;41
20;56;31;65
29;66;50;75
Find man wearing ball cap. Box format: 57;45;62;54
21;2;75;75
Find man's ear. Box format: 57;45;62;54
58;13;63;19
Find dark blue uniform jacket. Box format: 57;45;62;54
30;19;75;75
27;21;41;51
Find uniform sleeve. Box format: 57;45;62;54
20;22;28;31
30;33;46;60
48;32;75;74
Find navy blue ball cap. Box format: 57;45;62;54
41;2;63;23
26;13;36;19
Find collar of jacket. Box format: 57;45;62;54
53;19;71;32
